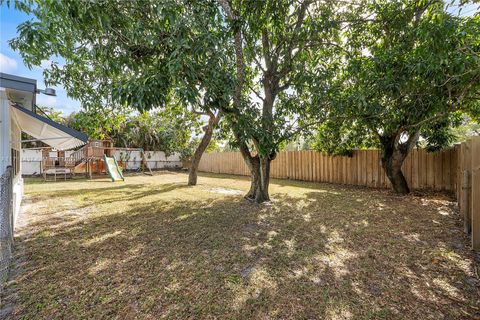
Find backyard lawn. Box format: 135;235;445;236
1;171;479;319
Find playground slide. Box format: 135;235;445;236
104;155;125;182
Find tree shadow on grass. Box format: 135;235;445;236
4;185;479;319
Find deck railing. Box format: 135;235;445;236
69;147;87;165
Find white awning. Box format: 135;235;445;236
11;104;88;150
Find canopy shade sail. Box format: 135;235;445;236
11;104;88;150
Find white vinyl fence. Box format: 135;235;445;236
21;149;182;175
114;150;182;171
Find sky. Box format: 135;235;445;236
0;3;81;115
0;2;478;117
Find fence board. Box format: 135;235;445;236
471;137;480;249
418;150;426;189
306;151;311;181
411;149;418;189
365;152;373;187
465;140;473;234
336;156;341;184
451;147;457;194
457;144;462;200
297;151;302;180
443;149;451;191
303;150;308;181
426;152;434;188
435;152;444;190
361;151;367;186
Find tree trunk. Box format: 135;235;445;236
187;127;213;186
188;111;220;186
220;0;272;202
255;156;271;202
233;129;274;203
245;157;260;200
380;131;420;194
244;156;271;202
381;150;410;194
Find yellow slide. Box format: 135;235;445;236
104;155;125;182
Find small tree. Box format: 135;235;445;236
169;16;234;185
66;107;194;154
186;110;222;185
312;0;480;194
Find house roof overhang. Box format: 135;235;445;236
0;73;37;109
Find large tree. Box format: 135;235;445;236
12;0;342;202
312;0;480;194
10;0;233;186
217;0;341;202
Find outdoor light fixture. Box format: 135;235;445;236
36;87;57;96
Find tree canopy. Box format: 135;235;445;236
66;108;195;156
8;0;480;200
311;0;480;193
215;0;344;201
11;0;233;111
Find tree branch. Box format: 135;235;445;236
218;0;245;112
191;106;208;116
248;84;265;102
277;1;311;79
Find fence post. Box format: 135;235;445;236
8;167;13;243
471;136;480;250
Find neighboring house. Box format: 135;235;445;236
0;72;88;225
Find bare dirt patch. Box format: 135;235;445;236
209;187;244;195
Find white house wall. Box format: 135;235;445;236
0;89;11;175
10;111;21;151
11;107;23;224
1;88;23;230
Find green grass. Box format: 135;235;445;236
3;171;479;319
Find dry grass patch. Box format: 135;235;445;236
2;171;479;319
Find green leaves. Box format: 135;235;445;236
10;0;231;113
9;0;479;167
312;0;480;155
64;106;195;155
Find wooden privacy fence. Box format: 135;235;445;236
199;148;459;191
457;137;480;249
198;137;480;249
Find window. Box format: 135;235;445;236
10;149;20;176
